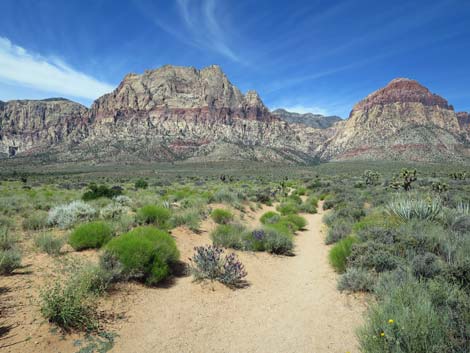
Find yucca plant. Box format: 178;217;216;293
386;196;442;221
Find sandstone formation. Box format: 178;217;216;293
319;78;468;162
0;98;88;159
0;67;469;164
272;109;341;129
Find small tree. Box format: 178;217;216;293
363;170;381;185
390;168;417;192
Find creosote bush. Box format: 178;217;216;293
134;178;149;189
190;245;247;286
69;221;113;251
82;183;122;201
104;226;179;285
211;208;233;224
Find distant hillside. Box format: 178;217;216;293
272;109;342;129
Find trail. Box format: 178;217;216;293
111;204;366;353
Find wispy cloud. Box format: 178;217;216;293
0;37;114;100
141;0;240;62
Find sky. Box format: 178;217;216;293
0;0;469;118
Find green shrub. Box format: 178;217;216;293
105;226;179;285
451;215;470;234
69;221;112;251
349;242;401;273
260;211;281;225
34;233;64;256
329;236;358;273
276;202;299;215
265;220;295;236
0;228;17;250
337;267;376;292
136;205;171;228
22;211;48;230
134;179;148;189
82;183;122;201
0;249;22;275
211;209;233;224
281;214;307;230
211;223;248;250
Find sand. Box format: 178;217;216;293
0;203;366;353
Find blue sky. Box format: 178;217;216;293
0;0;469;117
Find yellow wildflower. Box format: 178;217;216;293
388;319;394;324
380;332;385;337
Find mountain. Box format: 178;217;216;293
272;109;342;129
1;67;469;165
0;98;88;159
319;78;469;162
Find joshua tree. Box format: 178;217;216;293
390;168;417;191
363;170;381;185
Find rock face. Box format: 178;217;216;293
272;109;342;129
319;78;468;162
0;68;469;165
69;65;329;163
0;98;88;159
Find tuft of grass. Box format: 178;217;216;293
211;209;234;224
329;236;358;273
136;205;171;228
260;211;281;225
22;211;48;230
34;233;64;256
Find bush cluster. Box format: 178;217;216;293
48;200;96;229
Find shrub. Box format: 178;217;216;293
105;226;179;285
260;211;281;225
211;209;233;224
134;179;148;189
325;220;353;244
451;215;470;234
100;202;129;220
40;277;97;331
282;214;307;230
299;197;318;213
22;211;48;230
276;202;299;215
113;195;132;206
136;205;171;228
48;201;96;229
349;242;401;273
337;267;376;292
34;233;64;256
359;279;448;353
211;223;248;250
411;252;442;279
329;236;358;273
69;221;112;251
261;228;294;255
170;209;201;231
189;245;247;286
0;249;22;275
0;228;17;250
82;183;122;201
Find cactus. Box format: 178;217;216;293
431;181;448;193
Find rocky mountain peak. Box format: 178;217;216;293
353;78;453;113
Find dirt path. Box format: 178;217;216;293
111;204;366;353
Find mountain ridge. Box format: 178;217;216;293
0;66;469;164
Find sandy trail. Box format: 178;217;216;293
111;204;366;353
